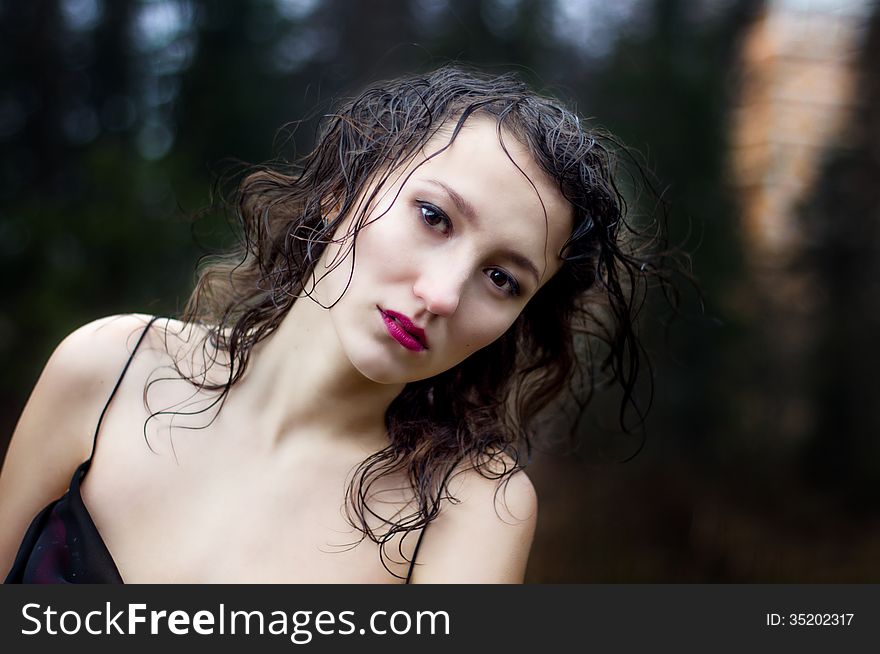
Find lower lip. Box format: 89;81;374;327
380;310;426;352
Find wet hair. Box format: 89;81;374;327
155;65;676;577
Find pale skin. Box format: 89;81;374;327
0;116;573;583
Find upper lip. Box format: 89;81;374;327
379;307;428;348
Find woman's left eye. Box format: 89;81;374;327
486;269;520;297
418;203;452;234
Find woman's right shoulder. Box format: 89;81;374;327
4;312;201;472
0;313;161;570
18;314;169;452
53;313;163;365
45;313;161;404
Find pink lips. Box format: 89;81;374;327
379;307;428;352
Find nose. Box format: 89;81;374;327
412;261;467;317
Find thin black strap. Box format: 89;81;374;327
405;456;466;584
405;525;429;584
87;316;160;463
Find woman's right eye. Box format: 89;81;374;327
418;203;452;234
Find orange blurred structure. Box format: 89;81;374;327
729;1;870;263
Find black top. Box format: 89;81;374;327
4;316;426;583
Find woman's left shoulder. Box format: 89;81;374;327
408;455;538;583
447;454;538;523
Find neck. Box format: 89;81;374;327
221;294;405;451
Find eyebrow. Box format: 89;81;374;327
424;178;542;286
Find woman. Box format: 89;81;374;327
0;66;657;583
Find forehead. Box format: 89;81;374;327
407;116;573;282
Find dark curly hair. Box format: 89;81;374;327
148;65;674;577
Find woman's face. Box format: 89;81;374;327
315;115;573;385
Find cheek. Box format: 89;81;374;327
323;217;396;281
451;312;519;356
355;216;418;281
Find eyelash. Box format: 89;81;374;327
417;201;522;298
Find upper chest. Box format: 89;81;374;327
78;370;416;583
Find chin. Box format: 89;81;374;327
339;331;458;385
365;359;472;387
350;351;452;386
347;349;416;385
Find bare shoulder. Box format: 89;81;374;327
6;313;161;460
0;313;159;571
408;454;538;584
46;313;160;402
446;454;538;523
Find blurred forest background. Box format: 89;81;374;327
1;0;878;581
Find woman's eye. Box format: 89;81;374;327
419;203;451;233
487;269;520;297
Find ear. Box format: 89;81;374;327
320;192;344;227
